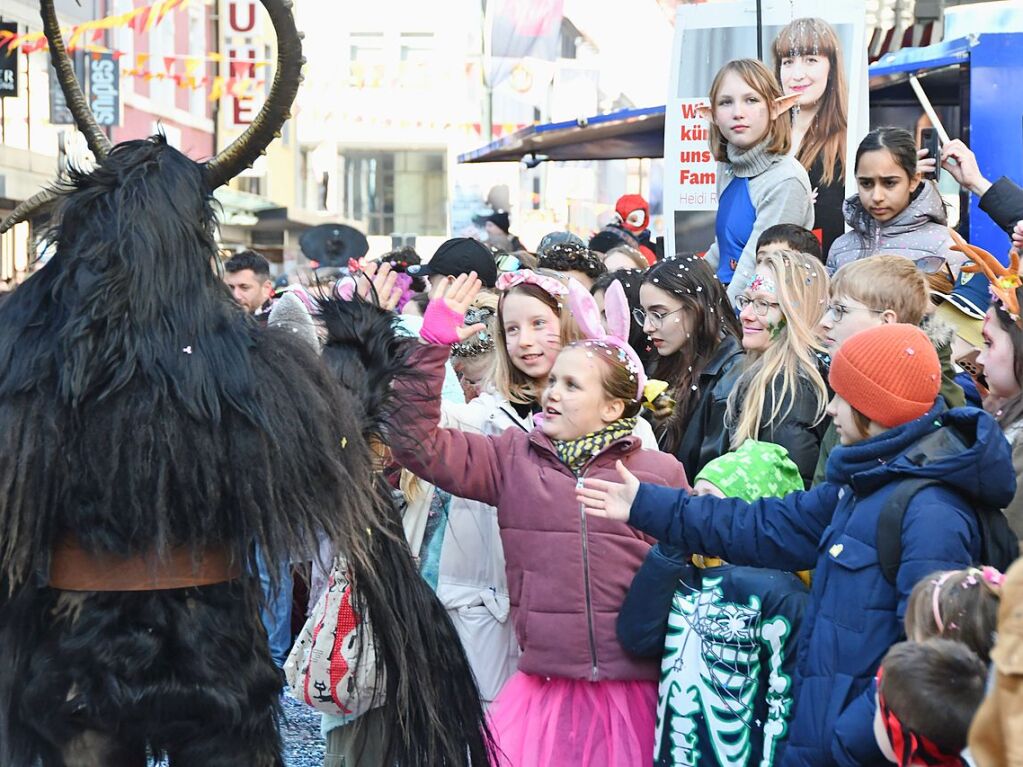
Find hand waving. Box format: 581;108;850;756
421;272;486;345
357;261;402;311
575;461;640;522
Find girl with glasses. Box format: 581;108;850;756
637;256;745;477
728;248;831;487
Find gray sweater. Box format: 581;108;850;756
702;140;814;302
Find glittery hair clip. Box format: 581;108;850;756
451;306;496;358
950;228;1021;326
567;278;646;399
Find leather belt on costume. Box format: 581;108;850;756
48;537;242;591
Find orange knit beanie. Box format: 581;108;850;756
829;324;941;428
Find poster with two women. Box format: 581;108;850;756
663;0;868;262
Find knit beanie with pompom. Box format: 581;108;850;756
829;323;941;428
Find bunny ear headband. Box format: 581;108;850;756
495;268;569;298
567;278;647;400
950;228;1022;326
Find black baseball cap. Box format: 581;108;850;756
408;238;498;287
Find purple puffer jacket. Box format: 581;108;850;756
392;343;689;682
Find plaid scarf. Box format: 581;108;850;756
554;417;637;475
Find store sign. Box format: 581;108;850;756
88;52;120;126
0;22;18;98
223;0;263;126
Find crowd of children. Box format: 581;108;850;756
260;51;1023;767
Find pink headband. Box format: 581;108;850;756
932;567;1004;632
567;278;647;399
495;269;568;298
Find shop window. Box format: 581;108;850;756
343;150;445;236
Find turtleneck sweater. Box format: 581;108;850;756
701;138;814;301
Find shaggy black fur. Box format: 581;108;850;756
0;137;493;765
318;296;498;765
6;580;282;766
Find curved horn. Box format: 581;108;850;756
0;189;59;234
40;0;112;161
203;0;304;190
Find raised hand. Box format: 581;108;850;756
356;261;402;311
916;147;936;178
575;461;640;522
1013;221;1023;253
421;272;486;345
940;139;992;196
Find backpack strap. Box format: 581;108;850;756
877;478;942;586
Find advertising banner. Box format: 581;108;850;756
664;0;868;261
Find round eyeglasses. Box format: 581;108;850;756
825;303;885;324
633;307;683;330
735;295;781;317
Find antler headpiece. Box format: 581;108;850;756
0;0;304;234
949;228;1022;326
567;278;646;399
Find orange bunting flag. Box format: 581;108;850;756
208;76;224;102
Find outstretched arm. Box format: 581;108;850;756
577;462;838;572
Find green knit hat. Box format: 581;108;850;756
695;440;803;501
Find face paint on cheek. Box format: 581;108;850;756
768;318;787;339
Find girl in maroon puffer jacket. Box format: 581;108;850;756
391;272;688;766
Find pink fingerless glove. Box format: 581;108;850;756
420;299;465;345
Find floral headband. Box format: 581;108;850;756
949;229;1021;326
495;268;569;298
451;306;496;358
567;278;647;399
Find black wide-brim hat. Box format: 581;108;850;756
299;223;369;268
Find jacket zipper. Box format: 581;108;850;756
578;465;600;682
532;435;633;683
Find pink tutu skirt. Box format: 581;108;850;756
488;672;656;767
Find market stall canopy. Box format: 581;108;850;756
868;34;976;89
458;35;979;165
458;105;665;164
213;186;283;227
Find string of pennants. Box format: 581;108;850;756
0;0;195;54
0;0;275;100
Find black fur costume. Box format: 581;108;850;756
0;4;493;766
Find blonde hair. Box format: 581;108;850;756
492;282;579;405
830;255;930;327
727;249;830;447
772;18;848;185
708;58;792;163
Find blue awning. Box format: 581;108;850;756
458;105;665;164
869;34;977;81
